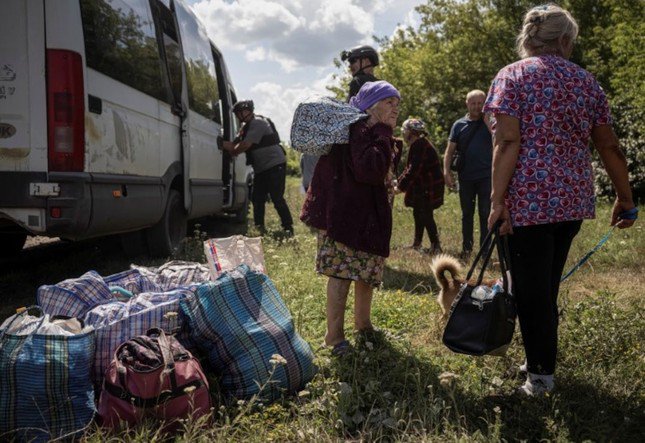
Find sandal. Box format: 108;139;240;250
331;340;352;357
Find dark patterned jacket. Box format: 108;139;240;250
300;120;400;257
397;137;445;209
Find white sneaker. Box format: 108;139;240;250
517;373;554;396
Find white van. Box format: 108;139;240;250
0;0;251;257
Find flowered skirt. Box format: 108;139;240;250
315;231;385;287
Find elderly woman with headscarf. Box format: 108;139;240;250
300;81;401;356
484;4;637;396
396;118;445;253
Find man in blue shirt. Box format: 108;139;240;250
443;90;493;257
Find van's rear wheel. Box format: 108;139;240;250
146;189;187;257
0;232;27;257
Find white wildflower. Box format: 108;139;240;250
269;353;288;366
438;371;459;389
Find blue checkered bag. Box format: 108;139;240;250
0;307;95;442
181;265;316;401
37;271;113;319
290;95;367;155
37;268;200;387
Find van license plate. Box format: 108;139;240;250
30;183;60;197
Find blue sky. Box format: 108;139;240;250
187;0;422;139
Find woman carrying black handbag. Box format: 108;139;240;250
443;221;516;357
484;5;636;396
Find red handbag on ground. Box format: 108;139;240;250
97;328;211;431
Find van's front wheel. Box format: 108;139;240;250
146;189;187;257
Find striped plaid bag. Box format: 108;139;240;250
0;307;95;442
38;267;202;387
36;263;211;319
36;270;113;319
181;264;316;401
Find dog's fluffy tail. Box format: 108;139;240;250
430;254;462;289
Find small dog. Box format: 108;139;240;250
430;254;498;319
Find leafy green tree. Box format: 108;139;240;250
331;0;643;201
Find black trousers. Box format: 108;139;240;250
252;163;293;230
508;220;582;375
458;177;491;252
412;202;440;247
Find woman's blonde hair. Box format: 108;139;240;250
516;4;579;59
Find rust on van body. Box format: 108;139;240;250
0;147;29;158
85;115;101;142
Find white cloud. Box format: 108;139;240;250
185;0;423;145
191;0;386;69
250;75;339;143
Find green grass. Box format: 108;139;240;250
2;177;644;441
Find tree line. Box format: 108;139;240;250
331;0;643;201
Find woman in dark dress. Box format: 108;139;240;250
396;118;445;253
300;81;401;355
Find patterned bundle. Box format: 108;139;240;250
290;95;367;155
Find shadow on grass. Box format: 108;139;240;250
382;264;436;295
477;373;643;441
189;215;248;238
327;330;490;439
325;329;642;441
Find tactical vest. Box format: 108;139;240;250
237;115;282;164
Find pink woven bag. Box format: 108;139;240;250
97;328;211;431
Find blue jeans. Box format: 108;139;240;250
458;177;491;252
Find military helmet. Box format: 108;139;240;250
232;100;254;113
340;45;379;67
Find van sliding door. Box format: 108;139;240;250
174;0;223;219
212;47;235;208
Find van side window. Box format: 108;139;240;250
174;2;221;122
80;0;167;102
153;1;182;106
230;90;240;135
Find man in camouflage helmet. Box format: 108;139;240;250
223;100;293;234
341;45;380;99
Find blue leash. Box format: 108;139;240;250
560;207;639;282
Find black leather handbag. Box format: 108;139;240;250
442;223;516;356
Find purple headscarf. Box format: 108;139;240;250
349;80;400;112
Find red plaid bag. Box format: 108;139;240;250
97;328;211;431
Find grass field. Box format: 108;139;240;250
2;177;643;442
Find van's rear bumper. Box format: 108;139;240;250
0;171;91;237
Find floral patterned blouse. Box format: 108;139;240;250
483;54;612;227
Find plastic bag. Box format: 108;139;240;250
204;235;266;279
